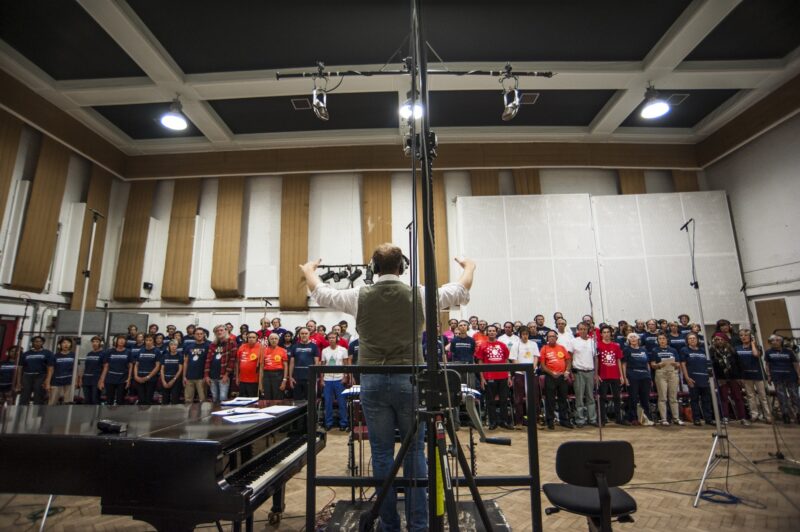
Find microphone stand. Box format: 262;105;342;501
11;296;31;406
742;284;800;467
683;220;797;512
586;282;602;441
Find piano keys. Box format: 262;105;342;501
0;400;325;531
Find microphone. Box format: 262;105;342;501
585;282;591;291
679;218;694;231
89;208;106;219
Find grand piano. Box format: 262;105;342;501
0;400;325;531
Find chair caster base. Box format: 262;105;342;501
545;507;560;515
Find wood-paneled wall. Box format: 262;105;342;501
470;169;500;196
618;169;647;194
416;171;449;285
113;181;156;301
512;168;541;195
211;176;245;298
9;137;70;292
361;172;392;263
161;179;201;302
672;170;700;192
70;165;112;310
0;110;24;227
280;175;310;310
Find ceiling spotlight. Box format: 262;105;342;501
640;84;670;119
499;63;520;121
319;270;335;282
347;268;363;283
364;267;374;285
399;98;423;120
160;98;188;131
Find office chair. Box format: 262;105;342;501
543;440;637;532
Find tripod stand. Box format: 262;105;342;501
682;220;799;512
586;282;603;441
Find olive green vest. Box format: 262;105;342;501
355;280;425;365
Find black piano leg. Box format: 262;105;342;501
246;515;254;532
268;485;285;525
233;521;241;532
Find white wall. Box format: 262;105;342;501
705;113;800;331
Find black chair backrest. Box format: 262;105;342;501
554;441;634;488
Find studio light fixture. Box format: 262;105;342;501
364;267;374;285
319;270;335;282
640;84;670;119
499;63;520;121
311;62;330;121
160;98;188;131
333;269;350;283
399;91;423;120
347;268;363;283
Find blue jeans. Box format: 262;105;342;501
323;380;348;428
360;373;427;532
209;378;230;403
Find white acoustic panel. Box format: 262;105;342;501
598;258;652;320
57;202;86;294
242;176;282;297
456;191;746;327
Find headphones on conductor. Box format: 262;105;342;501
369;250;410;276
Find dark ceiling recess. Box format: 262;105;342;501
93;102;204;140
686;0;800;61
0;0;145;80
208;92;400;134
429;90;616;128
127;0;692;74
620;89;740;129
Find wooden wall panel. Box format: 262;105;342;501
470;169;500;196
9;137;70;292
280;175;310;310
211;176;245;298
697;72;800;167
672;170;700;192
361;172;392;263
618;169;647;194
415;171;449;285
113;181;156;301
0;69;126;177
0;110;24;227
512;168;541;195
754;298;792;350
70;165;112;310
126;142;700;180
161;179;201;302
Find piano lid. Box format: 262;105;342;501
0;401;307;446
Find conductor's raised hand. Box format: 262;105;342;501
299;258;322;275
454;257;475;270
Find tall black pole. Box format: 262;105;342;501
411;0;444;529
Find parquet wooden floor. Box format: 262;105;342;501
1;422;798;531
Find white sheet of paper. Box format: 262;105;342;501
222;413;275;424
259;405;298;414
221;397;260;406
211;407;261;416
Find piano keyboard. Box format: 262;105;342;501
228;435;309;494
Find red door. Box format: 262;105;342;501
0;318;18;356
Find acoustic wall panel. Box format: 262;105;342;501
279;174;310;310
0;110;23;228
361;172;392;263
456;191;747;326
113;181;156;301
9;136;71;292
212;176;244;298
70;165;112;310
241;176;281;297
